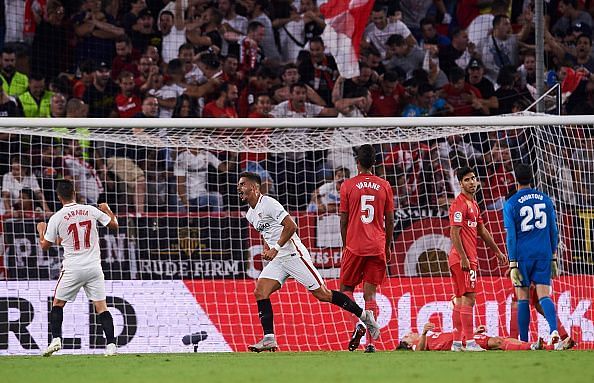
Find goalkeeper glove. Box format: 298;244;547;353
551;258;559;279
509;261;523;287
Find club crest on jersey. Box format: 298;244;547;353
453;211;463;223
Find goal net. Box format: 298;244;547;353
0;115;593;354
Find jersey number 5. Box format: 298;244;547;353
67;220;92;251
519;203;547;232
360;195;375;224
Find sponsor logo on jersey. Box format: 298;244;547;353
467;220;478;228
453;211;463;223
256;222;271;232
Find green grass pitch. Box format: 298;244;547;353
2;351;594;383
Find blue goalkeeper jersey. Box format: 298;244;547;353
503;188;559;262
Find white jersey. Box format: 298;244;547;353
45;203;111;270
245;195;307;258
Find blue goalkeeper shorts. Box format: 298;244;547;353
518;259;551;287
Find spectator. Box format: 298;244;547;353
567;34;594;72
236;21;266;76
31;0;69;80
203;83;239;118
135;95;160;118
384;34;425;78
307;167;349;213
1;47;28;97
399;0;449;40
0;77;24;117
2;156;51;217
298;36;338;106
111;35;140;80
72;0;125;66
247;92;273;117
271;82;337;118
82;61;118;118
66;98;89;118
363;5;416;59
159;0;186;64
272;1;306;64
219;0;248;57
480;15;520;84
466;58;499;114
300;0;325;43
129;8;158;52
174;148;227;212
248;0;281;62
73;60;96;99
369;71;406;117
115;71;142;118
178;43;204;85
237;65;277;117
122;0;147;34
19;73;53;118
419;17;451;48
144;44;162;68
273;63;326;105
552;0;592;37
483;142;515;210
172;94;198;117
516;52;537;89
402;82;451;117
466;0;509;48
187;5;224;53
360;46;387;76
438;27;473;73
440;67;487;116
221;54;242;88
494;65;532;114
49;93;67;117
149;59;186;118
62;140;103;205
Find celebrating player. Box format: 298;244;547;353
504;163;561;344
238;172;380;352
37;179;119;357
339;144;394;353
448;166;507;351
396;322;548;351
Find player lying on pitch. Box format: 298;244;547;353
396;323;574;351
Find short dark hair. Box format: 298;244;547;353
493;14;509;28
56;179;75;200
309;36;324;46
514;163;533;186
335;166;350;178
456;166;475;182
239;171;261;185
248;21;264;33
289;82;307;93
356;144;376;169
449;67;466;83
395;341;412;351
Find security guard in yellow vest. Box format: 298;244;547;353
18;73;53;118
1;48;29;96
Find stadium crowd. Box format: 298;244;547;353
0;0;592;215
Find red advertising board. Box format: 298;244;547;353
185;276;594;351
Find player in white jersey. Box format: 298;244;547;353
238;172;381;352
36;179;119;357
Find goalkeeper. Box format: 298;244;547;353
503;164;560;344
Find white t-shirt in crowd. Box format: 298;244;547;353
173;150;221;198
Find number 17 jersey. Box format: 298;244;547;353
45;202;112;270
339;173;394;258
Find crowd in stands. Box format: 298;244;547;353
0;0;593;216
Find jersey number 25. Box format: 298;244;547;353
519;203;547;232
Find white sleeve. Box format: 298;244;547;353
29;176;41;192
269;104;283;118
90;205;112;227
206;151;222;169
307;103;324;116
44;215;59;243
1;174;9;193
173;152;188;177
395;21;412;39
266;197;289;224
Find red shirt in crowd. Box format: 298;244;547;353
441;82;482;116
369;83;406;117
202;101;238;118
115;94;142;118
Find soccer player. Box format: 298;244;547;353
37;179;119;357
504;163;561;345
237;172;380;352
396;322;547;351
339;144;394;353
449;166;507;351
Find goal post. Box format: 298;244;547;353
0;115;593;354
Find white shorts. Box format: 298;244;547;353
259;252;324;290
54;267;107;302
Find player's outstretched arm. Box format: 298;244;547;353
99;203;119;230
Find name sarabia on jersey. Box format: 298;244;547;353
63;209;90;221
